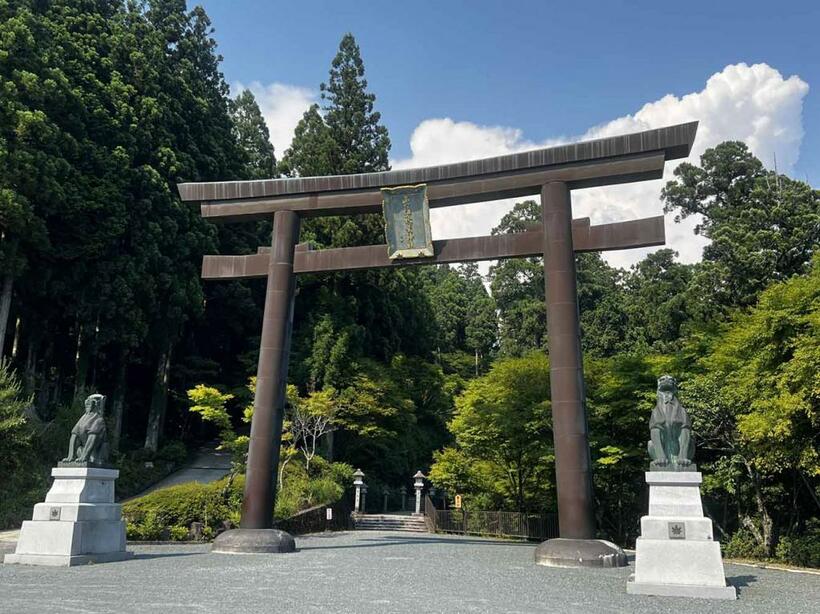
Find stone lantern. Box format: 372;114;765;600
353;469;365;514
413;471;425;516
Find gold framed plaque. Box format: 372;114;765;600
381;184;434;259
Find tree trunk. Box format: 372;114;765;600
0;272;12;357
742;460;774;556
73;322;89;403
24;343;37;396
110;353;128;453
11;316;21;358
325;429;334;462
144;341;173;453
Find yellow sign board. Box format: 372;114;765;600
454;494;462;509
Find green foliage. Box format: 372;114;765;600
275;456;353;519
0;360;31;458
585;353;661;543
0;360;44;528
320;33;390;175
662;141;819;311
724;528;767;560
287;383;338;472
123;475;244;541
187;384;248;470
679;256;820;555
488;200;628;358
430;354;553;512
0;0;251;456
726;523;820;568
621;249;695;352
123;457;352;540
230;89;276;179
188;385;235;435
278;104;335;178
774;521;820;568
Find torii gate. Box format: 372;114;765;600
178;121;698;564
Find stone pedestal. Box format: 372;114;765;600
4;467;132;566
627;472;736;600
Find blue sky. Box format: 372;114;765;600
199;0;818;266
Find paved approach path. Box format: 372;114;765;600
125;446;232;501
2;531;818;614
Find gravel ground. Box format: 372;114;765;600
1;531;818;614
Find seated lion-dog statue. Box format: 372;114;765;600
62;393;110;466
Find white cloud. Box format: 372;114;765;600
392;63;809;269
232;81;316;157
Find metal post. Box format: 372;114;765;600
383;490;389;513
541;182;595;540
361;484;368;513
241;210;301;529
400;486;407;511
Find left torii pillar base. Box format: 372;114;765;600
211;528;296;554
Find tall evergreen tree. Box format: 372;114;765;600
662;141;820;311
320;33;390;175
279;104;335;178
230;90;275;180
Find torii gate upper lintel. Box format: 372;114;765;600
178;121;698;562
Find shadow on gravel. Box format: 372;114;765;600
299;534;536;551
131;552;205;561
726;574;758;596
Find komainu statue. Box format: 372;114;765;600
62;393;110;466
647;376;695;470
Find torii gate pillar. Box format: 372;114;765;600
542;182;595;538
211;210;300;554
535;182;626;567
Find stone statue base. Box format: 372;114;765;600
4;466;132;567
627;472;736;600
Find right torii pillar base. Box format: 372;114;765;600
534;538;626;568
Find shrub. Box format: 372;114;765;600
169;525;190;541
123;476;245;540
275;457;352;519
775;522;820;568
723;529;766;560
124;458;353;541
0;361;43;529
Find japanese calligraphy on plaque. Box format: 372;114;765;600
381;184;434;259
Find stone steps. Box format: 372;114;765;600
353;514;428;533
